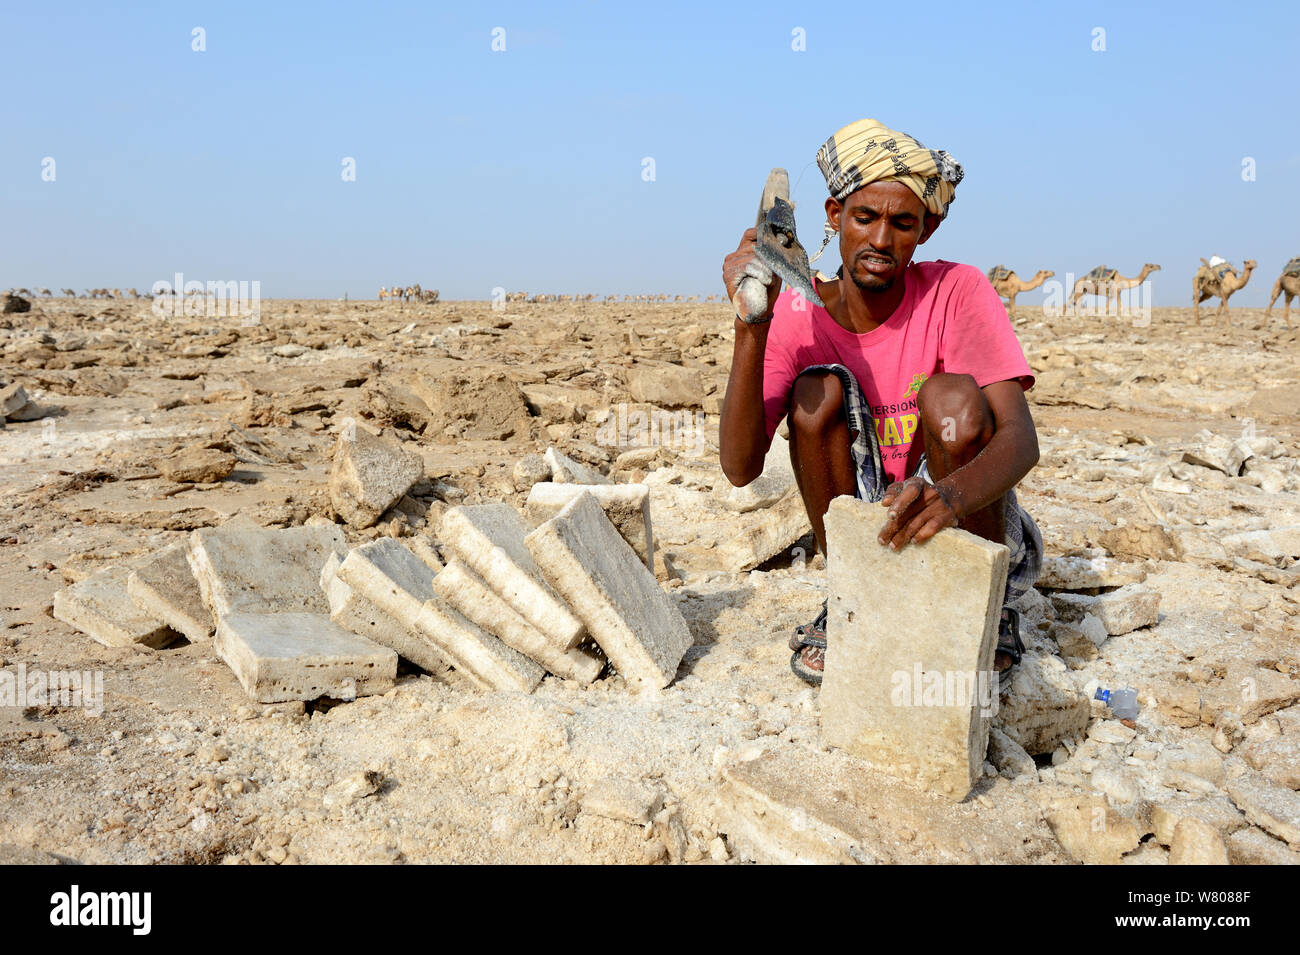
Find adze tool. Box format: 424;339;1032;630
731;167;824;322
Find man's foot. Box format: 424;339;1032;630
789;601;828;686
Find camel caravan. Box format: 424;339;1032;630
499;293;722;304
379;285;440;304
5;261;1294;323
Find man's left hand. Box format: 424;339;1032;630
877;477;959;549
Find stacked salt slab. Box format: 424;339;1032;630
187;522;397;703
336;492;692;692
325;538;543;693
53;558;180;650
523;492;692;690
524;482;654;571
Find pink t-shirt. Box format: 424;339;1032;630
762;260;1034;485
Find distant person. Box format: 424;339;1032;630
718;118;1042;686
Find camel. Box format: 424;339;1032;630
1068;266;1119;309
1193;258;1256;324
1103;263;1160;313
422;289;439;304
61;288;76;298
1265;257;1300;326
987;266;1054;315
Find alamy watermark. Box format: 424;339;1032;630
151;273;261;325
1;664;104;717
595;402;707;457
890;663;998;718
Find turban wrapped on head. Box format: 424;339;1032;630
816;118;964;220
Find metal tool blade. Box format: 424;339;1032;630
753;168;823;307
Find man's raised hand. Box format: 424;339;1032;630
723;228;782;324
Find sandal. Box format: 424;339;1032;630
789;600;828;686
996;607;1024;690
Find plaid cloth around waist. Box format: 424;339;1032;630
797;363;1042;605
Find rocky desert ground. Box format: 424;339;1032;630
1;294;1298;865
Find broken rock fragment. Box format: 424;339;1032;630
329;427;424;528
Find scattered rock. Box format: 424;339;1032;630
1168;818;1230;864
512;454;551;491
329;427;424;528
1226;771;1300;846
624;361;703;409
323;770;384;807
581;778;663;825
158;447;238;484
0;293;31;314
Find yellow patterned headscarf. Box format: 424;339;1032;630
816;118;964;219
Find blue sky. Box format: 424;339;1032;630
3;1;1296;304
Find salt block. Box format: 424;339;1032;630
433;558;604;684
524;492;691;689
525;482;654;570
54;562;179;649
329;584;459;686
321;549;456;678
440;503;585;650
414;598;544;693
188;523;347;620
1052;584;1159;636
335;538;437;625
715;485;812;573
820;497;1008;801
319;552;349;615
544;446;610;485
128;541;213;642
329;426;424;528
214;612;397;703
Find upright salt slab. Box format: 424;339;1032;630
187;523;347;620
128;541;213;642
321;553;459;681
439;503;585;650
215;612;397;703
433;557;604;684
54;562;178;649
414;598;545;693
525;482;654;571
821;497;1009;801
524;491;692;690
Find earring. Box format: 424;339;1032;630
809;221;837;264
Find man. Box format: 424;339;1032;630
718;118;1042;686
